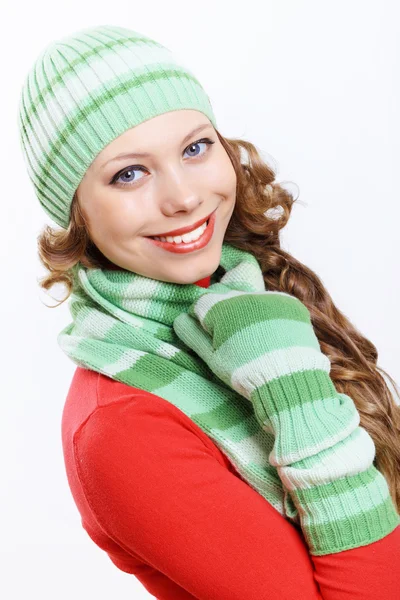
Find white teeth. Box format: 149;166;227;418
154;220;208;244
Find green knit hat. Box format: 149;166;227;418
18;24;217;229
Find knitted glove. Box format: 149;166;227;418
173;282;400;555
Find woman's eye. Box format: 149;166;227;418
111;137;215;188
183;139;213;159
113;166;146;187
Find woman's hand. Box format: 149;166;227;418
173;279;355;470
173;280;324;408
174;281;400;557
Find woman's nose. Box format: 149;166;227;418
158;168;204;215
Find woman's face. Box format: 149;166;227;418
76;109;237;284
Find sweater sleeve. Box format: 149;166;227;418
74;394;323;600
73;390;400;600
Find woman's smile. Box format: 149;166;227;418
76;110;237;283
144;207;218;254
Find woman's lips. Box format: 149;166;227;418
147;209;215;238
144;207;217;254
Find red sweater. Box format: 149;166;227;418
61;275;400;600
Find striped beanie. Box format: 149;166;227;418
18;25;217;229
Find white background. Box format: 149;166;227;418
2;0;399;598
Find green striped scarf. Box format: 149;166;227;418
58;242;399;555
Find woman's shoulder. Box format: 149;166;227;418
62;366;235;473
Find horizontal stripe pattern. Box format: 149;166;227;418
181;271;400;553
57;206;400;555
295;466;400;555
18;24;217;228
267;392;362;467
278;421;372;489
20;33;167;132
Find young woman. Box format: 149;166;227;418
19;24;400;599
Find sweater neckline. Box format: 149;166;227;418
193;275;211;288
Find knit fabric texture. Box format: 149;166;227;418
17;24;217;229
57;242;400;556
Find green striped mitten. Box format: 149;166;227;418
173;282;400;556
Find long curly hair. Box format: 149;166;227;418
37;128;400;511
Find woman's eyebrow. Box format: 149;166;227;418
99;123;214;170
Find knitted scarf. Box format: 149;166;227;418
58;241;400;556
58;243;288;519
